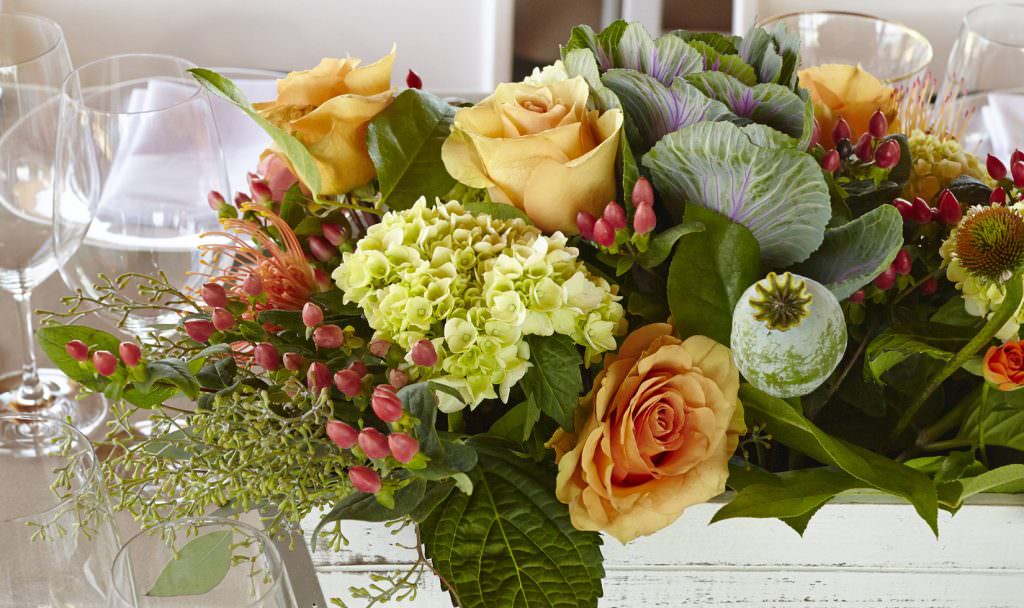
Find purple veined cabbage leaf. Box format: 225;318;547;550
665;30;741;55
563;21;703;85
687;39;757;86
685;71;813;144
791;204;904;300
739;24;802;90
642;121;830;267
562;48;622;112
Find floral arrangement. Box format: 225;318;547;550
41;20;1024;606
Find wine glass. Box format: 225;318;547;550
0;12;107;431
110;517;297;607
757;11;933;85
52;54;231;340
0;412;121;606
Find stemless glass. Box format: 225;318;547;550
53;54;230;339
0;13;105;430
0;413;121;606
757;11;933;85
110;517;297;607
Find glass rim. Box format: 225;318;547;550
0;412;102;524
60;52;205;117
0;12;66;70
756;10;934;84
964;2;1024;49
110;516;286;607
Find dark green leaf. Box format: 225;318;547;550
36;325;123;386
635;221;704;268
930;296;981;327
400;384;478;479
139;359;200;400
713;468;861;529
865;332;952;386
488;401;541;443
310;291;362;317
959;390;1024;451
146;530;232;597
410;479;456;523
257;309;306;333
316;479;427;529
946;175;992;206
521;335;584;432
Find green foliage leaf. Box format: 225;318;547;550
844;135;912;209
950;465;1024;504
946;175;992;206
959;390;1024;451
400;384;478;479
521;335;584;432
643;120;830;266
463;201;532;223
864;332;952;386
636;221;705;268
713;468;861;529
147;530;232;597
792;205;904;300
420;437;604;608
139;359;200;400
316;479;427;531
367;89;456;210
666;204;760;345
488;401;541;443
740;384;939;534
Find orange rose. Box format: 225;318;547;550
799;64;898;148
983;341;1024;391
551;323;745;543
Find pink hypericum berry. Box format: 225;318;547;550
937;190;962;225
891;198;913;221
242;273;263;296
302;302;324;328
910;197;933;224
855;133;874;161
118;342;142;367
333;369;362;397
821;149;840;173
201;283;228;308
207;190;226;210
348;360;368;378
308;235;335;263
388;368;410;389
322;223;348;247
988;154;1008;181
874;139;900;169
576;211;597;240
603;202;627;230
348;466;381;493
314;268;331;290
211;307;235;331
1013;149;1024;166
1012;161;1024;188
307;361;331;394
184;319;216;343
358;428;390;459
592;218;616;247
326;420;358;449
873;267;896;291
234;192;252;207
388;433;420;463
254;342;280;371
372;384;404;422
633;204;656;235
65;340;89;362
283;352;305;371
313;324;345;349
893;249;912;276
92;350;117;377
991;187;1008;205
832;117;852;143
369;339;392;358
920;276;939;296
410;339;437;367
868;110;888;138
406;69;423;89
849;290;866;304
251;181;272;204
631;177;654;208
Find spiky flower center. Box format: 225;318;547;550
749;272;813;331
955;206;1024;282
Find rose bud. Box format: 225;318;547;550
348;466;381;494
92;350;117;377
388;368;410;389
313;324;345;349
821;149;840;173
891;198;914;220
65;339;89;362
308;235;335;263
410;339;437;367
855;133;874;161
333;368;362;397
937;189;962;224
836;137;854;159
920;275;939;296
406;69;423;89
987;154;1008;181
302;302;324;328
211;307;235;331
832;117;852;143
184;319;215;343
991;186;1008;205
868;109;888;138
849;290;866;304
983;340;1024;391
388;432;420;463
254;342;280;371
633;204;656;235
118;342;142;367
631;177;654;209
283;352;305;371
234;191;252;207
357;428;390;459
873;266;896;290
207;190;226;210
306;361;331;394
603;202;627;230
1012;161;1024;188
371;384;404;422
910;197;933;224
368;339;392;358
893;248;912;276
576;211;597;240
250;180;273;204
201;282;228;308
348;360;368;378
326;420;358;449
242;272;263;296
592;218;616;247
874;139;900;169
322;223;348;247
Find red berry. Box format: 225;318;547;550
314;267;331;289
358;428;390;459
920;276;939;296
1012;149;1024;167
308;235;335;262
388;433;420;463
821;149;840;173
1012;161;1024;188
184;319;215;343
207;191;226;210
410;339;437;367
873;267;896;291
592;218;615;247
869;110;888;138
892;198;914;220
333;369;362;397
322;223;348;247
371;384;404;422
92;350;117;377
849;290;866;304
348;466;381;493
326;420;358;449
234;192;252;207
211;307;235;331
987;154;1007;181
313;324;344;349
893;249;912;276
388;368;410;389
874;139;900;169
855;133;874;161
633;204;656;235
254;342;280;371
201;282;228;308
937;189;962;224
406;69;423;89
65;339;89;362
283;352;305;371
603;202;627;230
118;342;142;367
631;177;654;208
302;302;324;328
348;360;368;378
832;117;852;143
910;197;933;223
250;181;272;204
576;211;597;240
991;187;1008;205
306;361;331;394
368;339;391;358
242;273;263;296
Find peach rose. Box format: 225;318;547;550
441;76;623;234
799;64;898;148
551;323;745;543
254;51;395;196
983;341;1024;391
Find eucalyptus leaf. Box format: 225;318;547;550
147;530;232;597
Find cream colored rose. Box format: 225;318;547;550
441;76;623;234
551;323;745;543
254;51;395;196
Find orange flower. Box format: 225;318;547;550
983;341;1024;391
799;64;898;148
551;323;745;543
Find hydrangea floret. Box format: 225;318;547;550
906;129;990;201
333;198;625;411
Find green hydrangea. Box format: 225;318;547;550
905;129;991;202
333;198;625;412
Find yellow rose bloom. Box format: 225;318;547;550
255;50;395;196
441;76;623;234
551;323;745;543
799;64;898;148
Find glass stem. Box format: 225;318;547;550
12;290;46;409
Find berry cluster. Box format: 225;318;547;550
576;177;657;251
985;149;1024;205
64;338;142;377
819;111;901;175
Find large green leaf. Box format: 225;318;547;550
521;335;584;432
315;479;428;535
643;121;830;266
864;332;952;386
713;468;862;528
367;89;456;211
666;204;760;345
420;438;604;608
400;383;478;480
948;465;1024;505
685;71;808;140
958;390;1024;451
147;530;232;597
740;384;939;533
792;205;904;300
